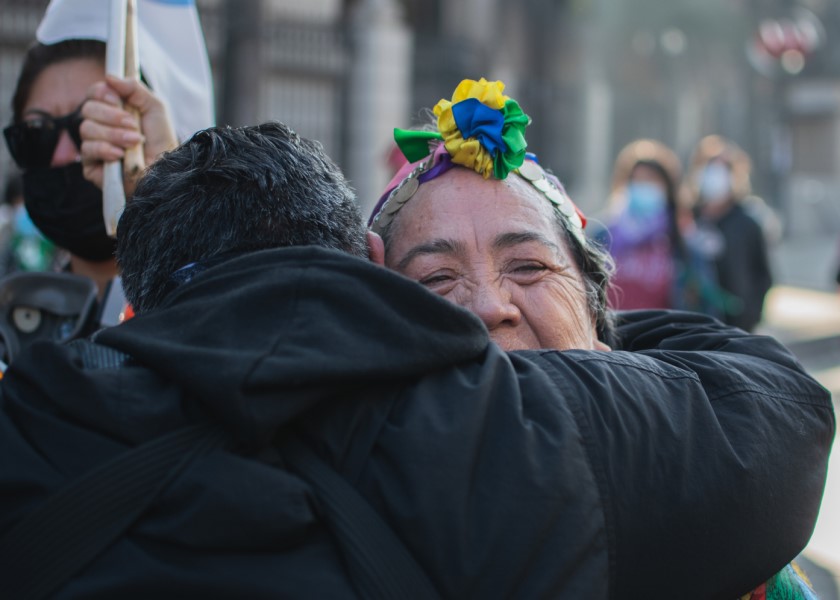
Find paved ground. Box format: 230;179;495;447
756;232;840;597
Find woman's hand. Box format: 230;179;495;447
80;75;178;196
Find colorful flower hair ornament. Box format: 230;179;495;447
370;78;587;244
394;78;531;180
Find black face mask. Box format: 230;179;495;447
23;163;116;263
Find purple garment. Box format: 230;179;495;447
607;209;669;256
607;209;674;310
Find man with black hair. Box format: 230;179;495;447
117;122;368;312
0;122;834;599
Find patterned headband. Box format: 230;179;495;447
368;78;587;241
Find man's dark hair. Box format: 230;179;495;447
117;121;368;312
12;40;106;121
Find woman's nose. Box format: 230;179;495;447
469;283;521;331
50;129;81;168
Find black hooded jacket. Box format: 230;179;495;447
0;247;834;599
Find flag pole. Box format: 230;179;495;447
122;0;145;184
103;0;144;238
103;0;126;238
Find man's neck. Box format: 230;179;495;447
70;255;119;301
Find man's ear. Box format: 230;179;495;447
367;230;385;266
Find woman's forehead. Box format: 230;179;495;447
404;168;558;231
25;58;104;116
385;167;581;275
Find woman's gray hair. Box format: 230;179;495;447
550;211;616;346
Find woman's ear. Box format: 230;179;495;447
367;231;385;266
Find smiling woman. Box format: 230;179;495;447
370;77;822;600
370;77;615;350
383;167;607;351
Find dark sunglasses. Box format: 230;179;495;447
3;106;84;170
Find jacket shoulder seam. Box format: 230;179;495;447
532;349;700;382
708;384;830;407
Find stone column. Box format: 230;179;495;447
220;0;263;127
577;0;613;213
345;0;413;217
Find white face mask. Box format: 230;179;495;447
699;163;731;203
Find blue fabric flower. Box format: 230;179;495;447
451;98;507;158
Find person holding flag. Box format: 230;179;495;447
0;0;214;364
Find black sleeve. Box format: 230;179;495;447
349;309;833;599
563;308;835;597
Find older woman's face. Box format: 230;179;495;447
385;168;603;351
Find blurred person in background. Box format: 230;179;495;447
0;0;213;365
591;139;724;315
688;135;772;332
4;39;177;299
0;38;177;365
0;175;22;273
0;171;58;275
835;247;840;291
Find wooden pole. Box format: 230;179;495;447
122;0;145;185
103;0;145;238
103;0;127;237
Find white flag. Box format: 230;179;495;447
36;0;215;142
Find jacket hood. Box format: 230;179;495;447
94;247;489;442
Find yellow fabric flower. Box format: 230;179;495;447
451;78;508;109
433;78;510;179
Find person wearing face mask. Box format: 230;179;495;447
689;135;772;332
0;38;179;363
592;139;724;314
4;39;178;293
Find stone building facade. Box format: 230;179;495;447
1;0;839;227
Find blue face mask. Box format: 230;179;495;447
626;181;666;219
699;163;731;203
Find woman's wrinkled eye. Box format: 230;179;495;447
418;270;459;294
507;261;551;282
420;272;453;286
513;263;548;273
